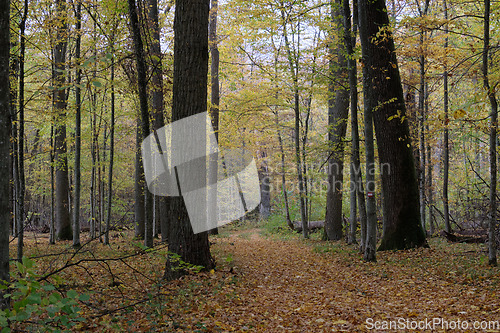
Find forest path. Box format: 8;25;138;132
207;228;500;332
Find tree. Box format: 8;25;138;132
53;0;72;241
281;6;308;239
483;0;498;266
128;0;153;248
147;0;170;243
442;0;451;234
347;0;367;248
0;0;10;310
17;0;28;258
209;0;221;232
417;0;430;232
73;0;82;248
325;0;349;241
358;0;427;251
164;0;214;280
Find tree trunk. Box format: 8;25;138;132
17;0;28;259
259;152;271;219
483;0;498;266
208;0;220;233
346;0;362;246
351;0;368;253
73;0;82;248
147;0;170;243
104;45;115;246
358;0;427;251
0;0;11;309
134;115;145;239
325;0;349;241
164;0;214;280
361;55;377;262
275;112;293;229
54;0;72;241
281;9;308;239
417;0;429;232
443;0;451;234
50;125;55;244
128;0;153;248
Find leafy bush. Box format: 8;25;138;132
0;257;89;333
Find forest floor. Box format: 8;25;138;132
8;225;500;332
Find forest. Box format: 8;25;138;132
0;0;499;331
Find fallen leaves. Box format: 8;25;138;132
8;228;500;332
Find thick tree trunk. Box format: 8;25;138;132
164;0;214;280
358;0;427;251
325;0;349;241
0;0;11;309
54;0;72;241
128;0;153;247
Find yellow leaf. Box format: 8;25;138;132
453;108;467;119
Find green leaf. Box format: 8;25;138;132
42;284;55;291
91;80;102;88
22;257;33;269
78;293;90;302
66;290;78;299
27;293;42;305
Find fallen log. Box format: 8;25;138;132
293;220;324;232
441;230;487;244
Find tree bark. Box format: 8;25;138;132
325;0;349;241
208;0;220;233
417;0;429;232
443;0;451;234
134;115;145;239
281;9;308;239
164;0;214;280
73;0;82;248
361;52;377;262
358;0;427;251
0;0;11;309
104;45;115;245
147;0;170;243
483;0;498;266
17;0;28;258
54;0;72;241
275;112;293;229
128;0;153;248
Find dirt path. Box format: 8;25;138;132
206;229;500;332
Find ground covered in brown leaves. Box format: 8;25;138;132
9;226;500;332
